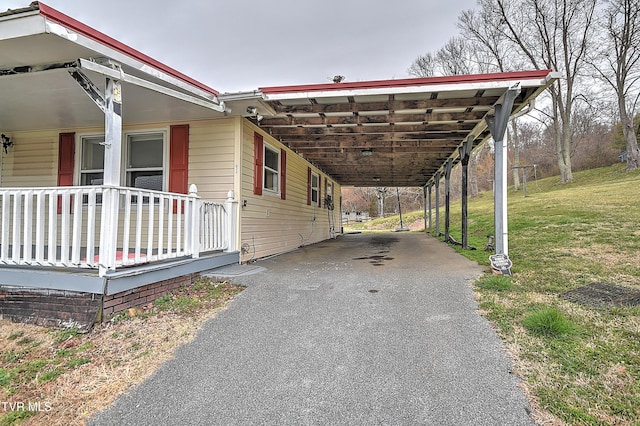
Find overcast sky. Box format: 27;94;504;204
4;0;478;93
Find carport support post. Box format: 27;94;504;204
422;186;427;231
444;158;453;242
434;173;441;236
98;76;123;276
427;184;432;230
460;137;473;249
486;85;519;261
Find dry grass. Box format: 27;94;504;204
0;279;243;426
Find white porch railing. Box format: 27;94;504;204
0;185;236;276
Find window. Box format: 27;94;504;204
263;144;279;193
80;136;105;185
78;132;166;191
310;172;319;204
326;180;333;206
125;133;165;191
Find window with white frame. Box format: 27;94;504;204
311;172;319;204
80;136;105;185
78;132;165;190
125;132;165;191
263;144;279;193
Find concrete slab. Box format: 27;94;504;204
89;233;533;425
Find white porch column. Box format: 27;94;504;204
224;190;239;253
98;76;123;276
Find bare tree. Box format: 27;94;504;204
375;187;388;218
437;37;475;75
591;0;640;170
489;0;597;183
508;121;521;191
459;4;537;192
408;37;477;77
458;2;513;73
408;52;436;78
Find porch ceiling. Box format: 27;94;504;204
0;5;226;132
0;65;224;131
246;71;557;187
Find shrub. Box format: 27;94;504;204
523;307;577;337
476;275;514;291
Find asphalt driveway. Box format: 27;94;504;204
90;232;533;425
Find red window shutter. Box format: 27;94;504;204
253;133;263;195
57;132;75;214
317;175;322;207
57;133;75;186
280;149;287;200
169;124;189;194
307;167;311;205
324;178;328;207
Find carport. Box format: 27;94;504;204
222;70;558;269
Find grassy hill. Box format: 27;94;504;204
346;164;640;425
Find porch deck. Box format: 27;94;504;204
0;250;239;295
0;185;240;295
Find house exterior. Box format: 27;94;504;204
1;3;558;329
0;3;340;329
342;211;371;224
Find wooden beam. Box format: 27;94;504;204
260;111;487;127
269;96;500;114
273;132;469;143
290;144;460;153
266;123;476;136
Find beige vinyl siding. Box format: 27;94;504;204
239;120;341;261
0;129;59;187
1;120;238;197
186;118;237;203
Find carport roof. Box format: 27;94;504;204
227;70;557;187
1;3;557;189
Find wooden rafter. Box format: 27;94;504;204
254;81;548;187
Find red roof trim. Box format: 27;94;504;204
259;70;554;95
37;2;219;97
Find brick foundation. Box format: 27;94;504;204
0;273;200;331
0;287;102;332
102;273;199;317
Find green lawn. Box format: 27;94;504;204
348;164;640;425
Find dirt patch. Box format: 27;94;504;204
0;279;243;426
562;282;640;308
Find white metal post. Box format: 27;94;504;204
422;186;427;231
444;158;453;242
486;85;519;274
98;76;123;276
434;173;440;236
